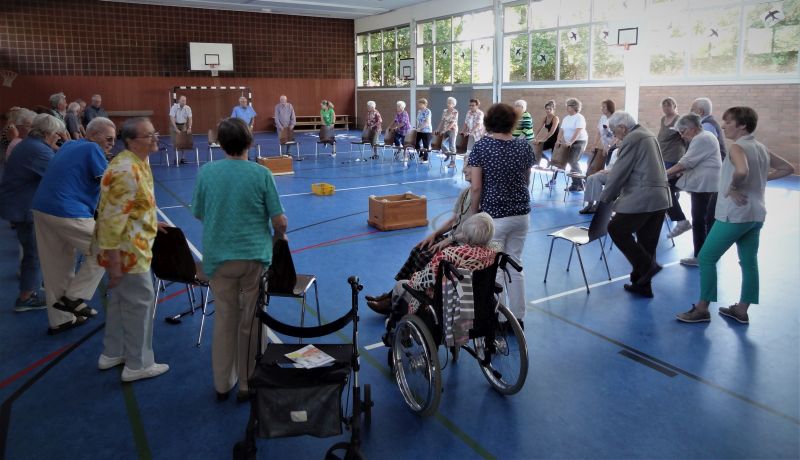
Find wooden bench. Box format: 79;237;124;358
107;110;155;118
271;115;350;132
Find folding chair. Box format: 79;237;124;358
174;131;200;166
151;226;213;347
279;128;299;160
350;127;378;162
207;128;220;161
315;125;336;158
544;200;613;293
267;239;321;343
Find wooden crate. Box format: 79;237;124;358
368;192;428;231
257;155;294;175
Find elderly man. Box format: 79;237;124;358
274;95;296;155
231;96;257;131
31;117;116;334
83;94;109;126
48;93;70;146
599;111;671;298
169;95;193;164
95;117;168;381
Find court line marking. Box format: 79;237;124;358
158;205;184;210
279;177;454;197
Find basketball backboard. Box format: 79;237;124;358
188;43;234;74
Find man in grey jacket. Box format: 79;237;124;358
600;111;672;298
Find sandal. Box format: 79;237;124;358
47;316;88;335
366;298;391;315
54;297;98;318
365;292;391;302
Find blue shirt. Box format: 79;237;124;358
31;139;108;219
231;105;257;125
467;136;535;219
192;159;284;277
0;137;55;222
417;108;432;133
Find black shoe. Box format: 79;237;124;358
624;283;654;298
55;296;98;318
568;184;585;192
236;391;250;403
179;158;187;164
579;204;596;214
216;390;230;402
636;263;663;286
47;316;89;335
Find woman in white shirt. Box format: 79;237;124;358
556;98;589;191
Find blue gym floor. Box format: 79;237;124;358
1;130;798;459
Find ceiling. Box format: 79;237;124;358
100;0;428;19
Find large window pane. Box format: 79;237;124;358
357;54;368;86
469;11;495;38
473;39;493;83
689;7;740;76
742;1;800;75
383;29;396;50
369;53;382;86
531;31;557;81
417;46;434;85
530;0;559;30
370;32;382;52
453;42;471;84
593;0;644;22
436;18;452;43
397;27;410;50
559;0;591;26
418;22;433;45
435;44;452;84
560;26;589;80
592;24;624;79
648;21;688;77
504;34;529;81
384;51;397;86
504;3;528;33
357;34;369;53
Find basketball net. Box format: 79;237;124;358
0;69;18;88
209;64;219;77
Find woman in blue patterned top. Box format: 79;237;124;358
415;98;432;162
467;103;536;326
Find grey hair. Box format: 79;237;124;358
674;113;703;133
566;98;582;112
661;97;677;108
514;99;527;111
67;102;81;113
459;212;495;247
367;100;376;109
447;97;457;106
396;100;406;110
608;111;637;130
12;108;36;126
692;97;712;115
28;113;65;138
49;92;66;108
119;117;150;148
86;117;116;136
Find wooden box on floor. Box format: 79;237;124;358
368;193;428;231
257;155;294;175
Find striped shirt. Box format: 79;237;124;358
513;112;534;141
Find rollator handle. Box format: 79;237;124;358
348;276;363;291
502;254;523;272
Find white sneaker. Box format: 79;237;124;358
98;354;125;370
121;363;169;382
680;256;699;267
667;220;692;239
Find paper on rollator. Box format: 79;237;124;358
285;344;335;368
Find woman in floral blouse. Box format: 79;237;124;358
461;98;485;157
435;97;459;168
364;100;382;159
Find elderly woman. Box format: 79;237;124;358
390;100;411;147
6;109;36;160
591;99;616;161
364;100;382;159
65;102;83;140
384;212;497;336
557;98;589;191
461;99;485;155
660;97;691;238
532;100;560;165
435;97;459;168
512;100;534;144
415;98;432;162
193;118;288;400
468;103;536;326
0;114;63;312
677;107;794;324
366;165;476;314
666;114;722;267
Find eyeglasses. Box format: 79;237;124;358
104;136;115;143
136;132;159;139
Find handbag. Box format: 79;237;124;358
586;148;608;176
268;238;297;294
550;144;570;169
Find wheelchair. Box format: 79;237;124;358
387;252;529;416
233;275;372;460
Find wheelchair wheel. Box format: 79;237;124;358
392;314;442;416
479;303;528;395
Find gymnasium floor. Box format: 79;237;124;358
1;130;798;460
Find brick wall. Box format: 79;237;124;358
0;0;353;79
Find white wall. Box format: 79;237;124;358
354;0;493;32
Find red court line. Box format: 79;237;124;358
157;288;188;304
0;343;72;389
291;230;381;254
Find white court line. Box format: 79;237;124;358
279;177;453;198
364;342;384;351
159;205;184;210
156;207;282;344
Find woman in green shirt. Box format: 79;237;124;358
320;100;336;155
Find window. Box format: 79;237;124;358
689;6;740;76
591;24;624;79
742;0;800;75
531;31;557;81
356;26;410;87
560;26;590;80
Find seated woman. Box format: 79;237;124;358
366;165;475;314
384;212;497;336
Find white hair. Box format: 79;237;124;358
67;102;81;113
86;117;116;136
367;100;376;109
28;113;65;138
447;97;457;106
514;99;527;111
459;212;495;247
396;100;406;110
607;111;637;130
49;92;66;108
12;108;36;126
692;97;713;115
566;98;582;112
674;113;703;133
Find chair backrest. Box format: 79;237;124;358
430;133;443;150
383;127;397;146
456;133;469;153
175;131;193;150
319;125;335;143
151;226;198;283
279;127;295;144
207;128;218;144
587;200;613;242
267;238;297;294
403;129;417;148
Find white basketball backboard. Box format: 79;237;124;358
188;43;234;72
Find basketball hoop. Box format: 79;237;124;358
0;69;18;88
209;64;219;77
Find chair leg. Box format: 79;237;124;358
566;244;574;271
197;286;209;347
175;149;180;167
598;241;612;281
543;238;556;282
152;278;163;319
664;217;676;247
313;280;321;326
195;148;200;165
575;245;590;294
299;294;306;344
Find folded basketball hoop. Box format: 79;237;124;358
1;70;18;88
